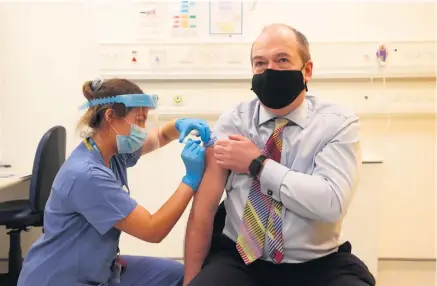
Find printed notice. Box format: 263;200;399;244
137;2;166;41
209;1;243;35
171;0;198;39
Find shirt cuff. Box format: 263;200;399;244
259;159;289;202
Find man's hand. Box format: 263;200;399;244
213;135;261;174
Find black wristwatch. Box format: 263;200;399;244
249;155;267;178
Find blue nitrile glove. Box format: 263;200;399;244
181;139;206;191
175;118;211;144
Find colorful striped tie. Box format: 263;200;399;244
236;118;288;265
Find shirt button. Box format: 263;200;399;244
267;190;273;196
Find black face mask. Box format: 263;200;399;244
251;67;308;109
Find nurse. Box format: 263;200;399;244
18;78;211;286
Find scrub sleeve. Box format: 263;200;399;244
68;168;137;236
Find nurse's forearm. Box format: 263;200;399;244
115;183;194;243
158;119;179;147
149;182;194;242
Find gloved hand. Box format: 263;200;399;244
181;139;206;191
175;118;211;144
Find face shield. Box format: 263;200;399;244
141;107;160;154
79;93;161;153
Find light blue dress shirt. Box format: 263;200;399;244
213;95;361;263
18;140;141;286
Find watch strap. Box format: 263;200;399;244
249;155;267;177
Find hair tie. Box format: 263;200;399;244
91;78;104;92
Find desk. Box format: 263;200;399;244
0;169;31;202
0;170;31;192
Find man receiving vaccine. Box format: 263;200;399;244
183;24;376;286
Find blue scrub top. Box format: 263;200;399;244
18;139;141;286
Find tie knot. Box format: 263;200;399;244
275;118;288;129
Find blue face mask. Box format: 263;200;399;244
112;118;148;154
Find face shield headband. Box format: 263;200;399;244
79;93;161;153
78;93;158;110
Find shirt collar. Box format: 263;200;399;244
257;99;309;128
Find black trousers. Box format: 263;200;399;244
188;235;376;286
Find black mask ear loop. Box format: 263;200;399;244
300;63;308;92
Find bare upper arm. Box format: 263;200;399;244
191;147;228;215
141;128;161;155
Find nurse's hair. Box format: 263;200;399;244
77;78;143;133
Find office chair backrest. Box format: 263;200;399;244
29;125;67;213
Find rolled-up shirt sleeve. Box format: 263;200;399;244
260;117;361;223
207;109;241;147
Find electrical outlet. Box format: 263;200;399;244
389;91;436;114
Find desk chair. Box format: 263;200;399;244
0;125;66;285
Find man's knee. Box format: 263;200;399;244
320;251;376;286
327;275;375;286
188;268;256;286
187;254;256;286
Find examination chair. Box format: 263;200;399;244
0;125;66;285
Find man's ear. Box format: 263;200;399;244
303;60;313;83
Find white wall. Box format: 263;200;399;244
0;1;435;277
378;261;436;286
